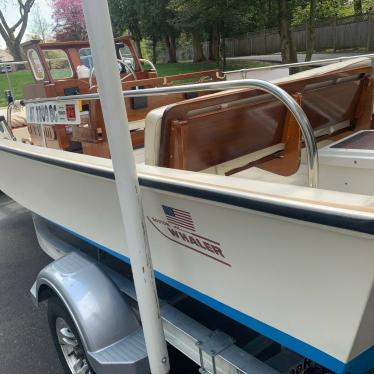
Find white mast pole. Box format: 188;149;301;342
81;1;170;373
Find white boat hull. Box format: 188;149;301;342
1;139;374;373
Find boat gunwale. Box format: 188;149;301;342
1;139;374;236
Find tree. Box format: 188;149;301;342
264;0;279;29
137;0;162;63
191;31;205;63
51;0;87;41
156;0;179;63
0;0;35;61
108;0;143;57
164;34;177;63
137;0;179;64
354;0;363;15
292;1;352;27
278;0;298;72
305;0;317;61
170;0;209;63
208;25;219;61
109;0;179;63
30;4;50;42
171;0;255;65
163;9;179;63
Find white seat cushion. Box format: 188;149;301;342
144;106;168;166
128;119;145;131
11;111;27;128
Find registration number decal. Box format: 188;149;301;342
26;100;81;125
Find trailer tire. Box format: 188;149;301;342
48;295;95;374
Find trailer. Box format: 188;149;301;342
31;214;321;374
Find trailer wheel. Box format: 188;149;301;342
48;295;95;374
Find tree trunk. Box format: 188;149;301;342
305;0;317;62
354;0;363;15
151;37;157;64
6;39;24;62
165;35;177;63
267;0;272;26
6;37;25;71
219;31;226;71
278;0;298;74
191;31;206;62
170;35;177;63
164;35;170;62
135;38;143;59
208;27;220;61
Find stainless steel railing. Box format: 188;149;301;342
0;114;16;141
140;58;157;72
22;79;319;187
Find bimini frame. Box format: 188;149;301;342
81;1;170;373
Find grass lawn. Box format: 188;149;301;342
0;60;269;107
0;70;33;107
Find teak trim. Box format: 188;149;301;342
158;66;373;174
258;93;302;176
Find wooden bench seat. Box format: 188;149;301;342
144;58;374;180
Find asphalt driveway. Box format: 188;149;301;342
0;193;63;374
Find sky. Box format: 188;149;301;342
0;0;53;49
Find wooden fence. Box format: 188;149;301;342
158;12;374;62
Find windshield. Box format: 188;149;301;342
43;49;73;80
79;48;94;69
79;46;135;73
119;45;135;70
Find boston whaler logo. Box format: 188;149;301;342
147;205;230;267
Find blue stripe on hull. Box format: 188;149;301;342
55;221;373;374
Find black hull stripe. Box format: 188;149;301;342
139;178;374;235
1;145;374;236
0;145;115;180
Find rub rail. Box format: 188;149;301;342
22;79;319;187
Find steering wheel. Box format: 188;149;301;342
88;58;137;89
117;59;137;82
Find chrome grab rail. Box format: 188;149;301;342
22;79;319;187
140;58;157;72
0;114;16;141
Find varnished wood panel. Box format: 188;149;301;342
81;130;144;158
159;66;373;175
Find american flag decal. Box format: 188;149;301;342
162;205;195;231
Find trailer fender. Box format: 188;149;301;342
30;251;140;353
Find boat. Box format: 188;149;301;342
1;37;374;372
8;36;221;157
